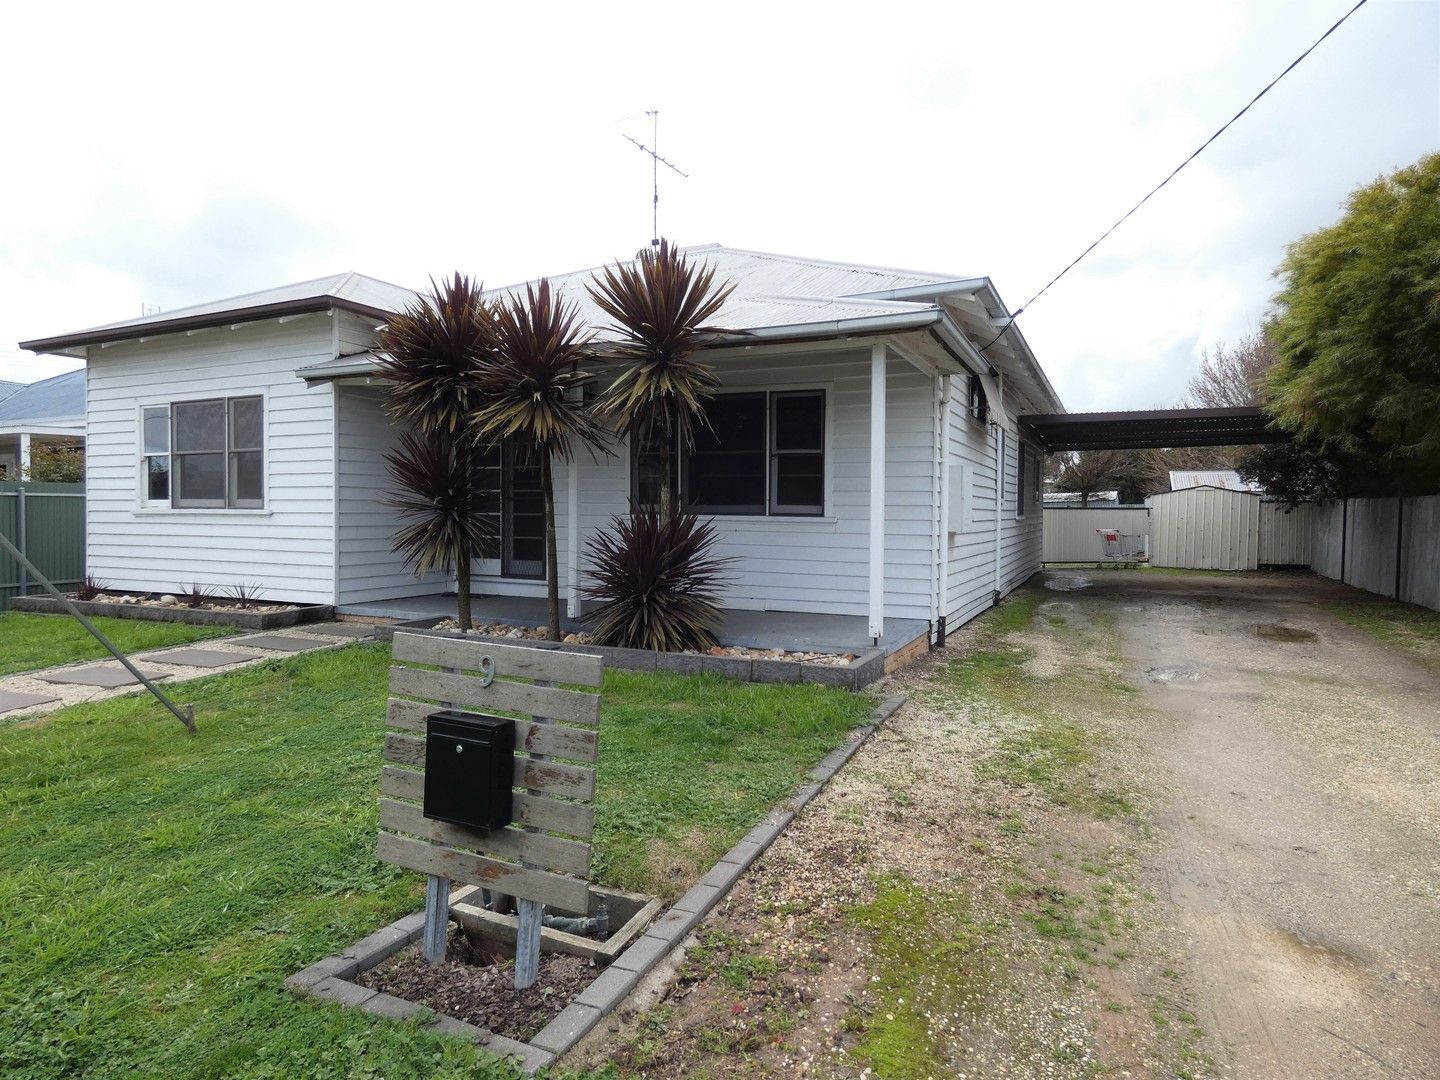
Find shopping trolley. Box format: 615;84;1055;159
1095;529;1146;569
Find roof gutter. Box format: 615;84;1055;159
844;278;991;302
20;297;397;356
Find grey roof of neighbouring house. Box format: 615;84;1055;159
0;380;23;402
0;369;86;426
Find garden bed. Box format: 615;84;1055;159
12;592;334;629
375;618;887;689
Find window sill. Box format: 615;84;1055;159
704;514;838;525
133;507;273;517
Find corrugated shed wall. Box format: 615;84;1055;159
1148;487;1259;570
1042;507;1150;563
1257;502;1313;566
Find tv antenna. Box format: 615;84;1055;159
622;109;688;247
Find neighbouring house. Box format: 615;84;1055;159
1168;468;1261;493
0;369;86;478
18;246;1063;652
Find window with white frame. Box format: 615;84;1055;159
632;389;826;516
143;396;264;508
1017;443;1028;517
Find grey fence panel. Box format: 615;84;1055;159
1309;495;1440;612
1149;488;1259;570
1042;507;1150;563
0;482;86;610
1400;496;1440;611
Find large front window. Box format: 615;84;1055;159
633;389;826;517
143;396;264;509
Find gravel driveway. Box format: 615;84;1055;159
577;570;1439;1079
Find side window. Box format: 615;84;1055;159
166;395;265;509
1017;444;1027;517
769;390;824;516
141;405;170;502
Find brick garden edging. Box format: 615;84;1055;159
284;693;906;1075
12;595;334;630
371;618;891;690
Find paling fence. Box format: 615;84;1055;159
1041;506;1151;563
1309;495;1440;611
0;482;85;610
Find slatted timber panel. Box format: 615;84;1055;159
378;635;602;910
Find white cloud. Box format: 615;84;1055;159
2;0;1435;407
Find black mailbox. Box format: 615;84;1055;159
423;710;515;831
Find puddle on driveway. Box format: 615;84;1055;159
1145;667;1202;684
1256;624;1318;642
1043;575;1093;592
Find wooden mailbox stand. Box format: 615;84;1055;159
378;633;603;989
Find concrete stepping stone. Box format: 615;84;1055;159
0;689;60;714
240;634;326;652
150;648;264;668
40;665;168;688
299;623;376;639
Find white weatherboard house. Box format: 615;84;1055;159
20;246;1062;654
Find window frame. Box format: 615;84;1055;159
137;393;267;511
1016;442;1028;518
629;386;832;520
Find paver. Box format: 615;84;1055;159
0;689;59;713
149;648;263;668
300;622;376;639
40;665;169;688
240;634;326;652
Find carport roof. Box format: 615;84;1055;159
1020;407;1289;452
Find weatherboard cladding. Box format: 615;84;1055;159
84;316;338;604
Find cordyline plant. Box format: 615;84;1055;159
376;274;495;629
476;280;609;640
583;505;732;652
587;239;737;516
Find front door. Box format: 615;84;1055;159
473;441;545;581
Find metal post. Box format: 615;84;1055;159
868;343;886;644
422;874;450;964
16;486;26;598
0;530;196;732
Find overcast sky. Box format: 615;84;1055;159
3;0;1436;409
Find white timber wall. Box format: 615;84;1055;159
940;375;1044;632
1042;507;1151;563
543;346;937;622
84;316;339;604
336;384;449;604
1147;487;1259;570
1257;502;1313;566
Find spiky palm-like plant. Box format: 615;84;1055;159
384;430;497;629
375;274;494;629
476;281;609;640
583;506;731;652
587;239;737;516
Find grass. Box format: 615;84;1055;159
844;873;995;1079
0;642;870;1079
0;611;237;677
1321;600;1440;653
939;591;1137;820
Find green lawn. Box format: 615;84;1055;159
0;611;238;677
0;642;870;1079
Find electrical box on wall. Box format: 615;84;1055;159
948;463;972;534
423;710;515;831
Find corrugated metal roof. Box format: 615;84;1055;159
0;380;24;403
0;369;85;424
1168;469;1260;492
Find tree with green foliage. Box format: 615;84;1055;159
476;281;609;640
1264;153;1440;496
376;274;495;630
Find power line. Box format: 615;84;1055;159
980;0;1372;355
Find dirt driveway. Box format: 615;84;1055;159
578;570;1440;1079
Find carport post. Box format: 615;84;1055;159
868;343;886;644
